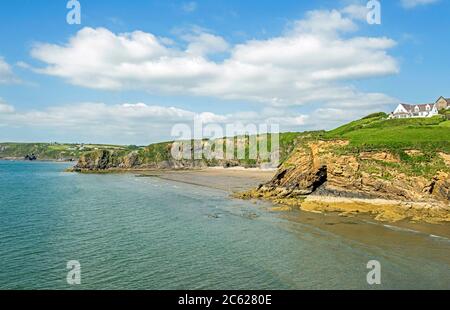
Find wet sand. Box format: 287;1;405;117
136;167;276;193
135;167;450;237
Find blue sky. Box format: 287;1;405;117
0;0;449;144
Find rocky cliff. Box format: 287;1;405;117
71;149;212;171
243;140;449;204
69;133;303;172
70;146;276;172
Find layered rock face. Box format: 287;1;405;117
72;150;209;171
254;141;450;204
71;149;254;172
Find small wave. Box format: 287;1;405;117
382;224;421;234
429;234;450;242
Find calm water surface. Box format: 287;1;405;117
0;161;449;289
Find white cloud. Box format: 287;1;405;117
184;32;229;56
30;8;398;109
1;95;397;144
0;102;314;144
0;57;18;84
0;99;15;113
292;9;357;35
341;4;369;21
400;0;440;9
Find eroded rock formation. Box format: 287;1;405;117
249;141;450;204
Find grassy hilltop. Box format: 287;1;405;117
317;113;450;178
323;112;450;153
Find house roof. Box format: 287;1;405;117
436;96;450;105
399;103;435;113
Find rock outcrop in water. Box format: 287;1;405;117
24;154;37;161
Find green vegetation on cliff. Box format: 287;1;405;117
319;113;450;178
3;113;449;175
0;143;133;161
324;113;450;153
72;132;310;171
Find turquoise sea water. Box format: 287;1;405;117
0;161;449;290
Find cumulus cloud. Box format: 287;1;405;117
184;32;229;56
0;102;313;144
341;4;369;21
29;8;398;108
0;57;18;84
0;95;398;144
401;0;440;9
0;99;15;113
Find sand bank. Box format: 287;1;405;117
137;167;276;192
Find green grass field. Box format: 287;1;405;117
324;114;450;153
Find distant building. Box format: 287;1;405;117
390;96;449;119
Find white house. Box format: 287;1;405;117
390;96;449;119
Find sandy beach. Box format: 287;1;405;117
135;167;450;238
136;167;277;193
137;168;450;225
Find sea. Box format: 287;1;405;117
0;160;449;289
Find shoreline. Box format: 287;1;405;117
4;160;449;236
136;169;450;237
0;157;76;163
68;165;450;225
247;192;450;225
130;167;450;226
18;160;450;226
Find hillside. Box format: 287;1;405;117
0;143;134;161
0;133;308;167
3;113;448;174
70;132;310;171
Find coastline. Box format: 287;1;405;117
3;160;450;290
130;167;450;237
6;159;450;238
0;157;76;163
66;164;450;225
